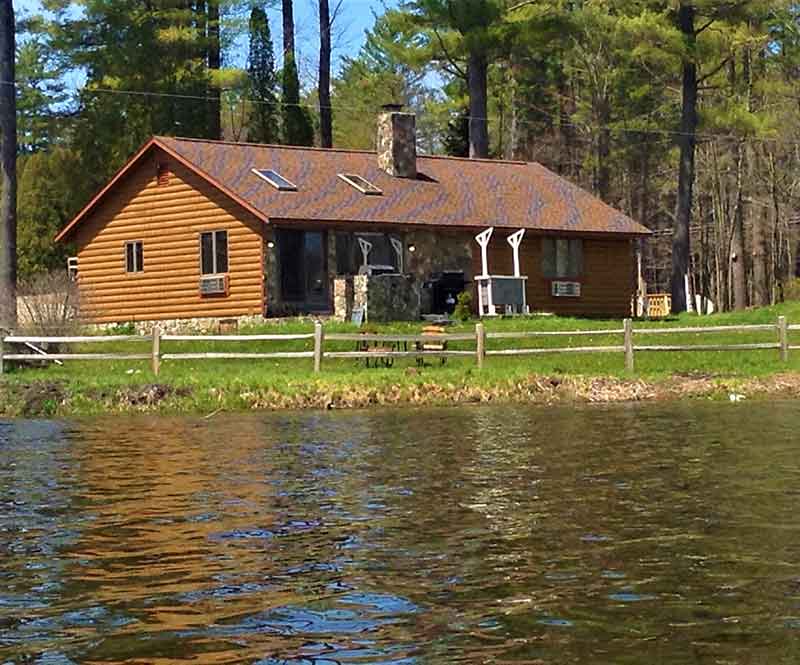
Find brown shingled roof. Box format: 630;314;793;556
58;136;650;242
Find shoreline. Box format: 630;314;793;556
3;372;800;418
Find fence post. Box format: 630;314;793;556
313;321;324;373
624;318;634;372
151;327;161;376
779;316;789;363
476;322;486;369
0;334;4;376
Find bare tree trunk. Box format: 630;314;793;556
594;97;611;202
558;71;575;178
509;63;522;160
671;3;697;313
318;0;332;148
207;0;221;139
731;141;748;309
0;0;16;331
467;51;489;159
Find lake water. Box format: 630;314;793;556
2;402;800;664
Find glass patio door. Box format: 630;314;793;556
278;230;329;311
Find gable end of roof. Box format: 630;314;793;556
55;137;270;243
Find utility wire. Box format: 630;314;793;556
3;77;800;146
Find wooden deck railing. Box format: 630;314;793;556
0;317;793;375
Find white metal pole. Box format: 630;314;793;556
507;229;525;278
475;228;493;277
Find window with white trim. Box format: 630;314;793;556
542;237;582;279
251;169;297;191
201;230;229;275
125;241;143;273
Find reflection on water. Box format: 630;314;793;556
2;403;800;663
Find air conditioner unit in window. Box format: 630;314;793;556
551;281;581;297
200;275;228;295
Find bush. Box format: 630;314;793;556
16;271;82;336
453;290;473;321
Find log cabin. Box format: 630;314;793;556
56;106;650;327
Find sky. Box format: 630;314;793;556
12;0;398;87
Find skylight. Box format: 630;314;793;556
338;173;382;195
252;168;297;191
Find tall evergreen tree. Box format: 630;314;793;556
0;0;16;330
47;1;214;192
248;6;279;144
398;0;507;158
281;0;314;145
442;108;469;157
16;148;74;279
207;0;222;139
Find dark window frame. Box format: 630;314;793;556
124;240;144;274
200;230;229;275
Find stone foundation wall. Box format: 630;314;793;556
87;315;268;335
85;314;348;335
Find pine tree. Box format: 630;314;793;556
281;0;314;146
16;148;74;278
442;108;469;157
47;0;214;191
399;0;507;158
248;6;279;144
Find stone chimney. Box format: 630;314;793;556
376;104;417;179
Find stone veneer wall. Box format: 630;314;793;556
87;315;267;335
332;230;474;322
334;274;420;322
333;276;354;321
405;229;474;283
376;111;417;179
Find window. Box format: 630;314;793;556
201;230;229;275
542;237;582;279
125;241;143;273
251;168;297;191
338;173;382;195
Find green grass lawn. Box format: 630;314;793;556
3;302;800;416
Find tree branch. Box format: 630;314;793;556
432;28;466;79
507;0;539;13
697;56;732;85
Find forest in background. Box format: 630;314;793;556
5;0;800;320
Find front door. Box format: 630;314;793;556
278;230;329;311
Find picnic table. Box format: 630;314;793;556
355;325;449;368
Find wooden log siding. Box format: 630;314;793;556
73;150;266;323
472;233;635;318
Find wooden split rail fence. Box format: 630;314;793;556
0;317;795;375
